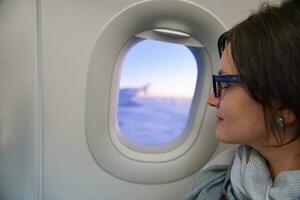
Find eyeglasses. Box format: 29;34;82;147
212;74;240;97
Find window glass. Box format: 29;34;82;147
118;39;197;145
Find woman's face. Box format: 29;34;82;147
207;44;269;146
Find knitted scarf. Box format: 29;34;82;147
183;145;300;200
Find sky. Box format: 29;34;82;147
119;39;198;98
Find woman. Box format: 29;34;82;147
183;0;300;199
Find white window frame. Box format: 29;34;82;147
85;0;226;184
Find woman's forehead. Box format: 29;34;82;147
218;43;238;75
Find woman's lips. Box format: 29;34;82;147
217;116;224;123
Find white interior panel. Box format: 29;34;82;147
0;0;39;200
0;0;278;199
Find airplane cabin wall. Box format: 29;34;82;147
0;0;282;200
0;0;39;200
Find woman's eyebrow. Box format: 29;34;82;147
217;70;229;75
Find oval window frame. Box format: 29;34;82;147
110;36;206;156
85;0;227;183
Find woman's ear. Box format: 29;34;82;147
280;108;296;125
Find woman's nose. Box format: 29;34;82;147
207;92;220;107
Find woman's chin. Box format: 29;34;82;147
215;129;237;144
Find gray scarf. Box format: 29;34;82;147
183;145;300;200
225;145;300;200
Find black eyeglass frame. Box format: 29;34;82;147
212;74;240;97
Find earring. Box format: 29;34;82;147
277;116;284;128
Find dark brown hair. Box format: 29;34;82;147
218;0;300;145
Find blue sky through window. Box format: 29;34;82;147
120;39;197;98
118;39;197;145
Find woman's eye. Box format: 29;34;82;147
221;82;231;89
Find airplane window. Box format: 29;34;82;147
117;39;197;145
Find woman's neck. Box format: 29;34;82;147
253;138;300;180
